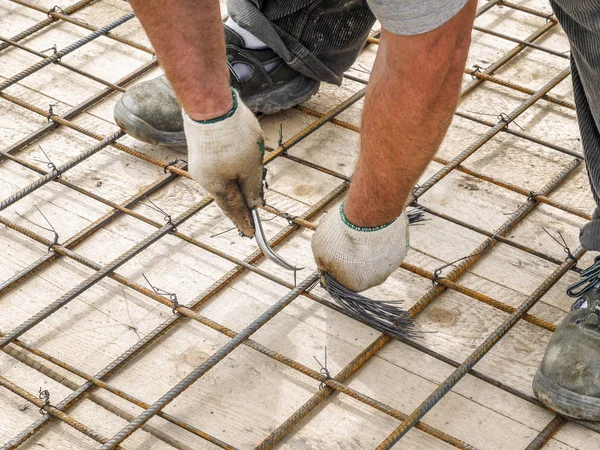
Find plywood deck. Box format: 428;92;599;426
1;0;599;449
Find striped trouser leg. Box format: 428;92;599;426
550;0;600;250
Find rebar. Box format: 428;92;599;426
0;2;595;450
0;0;96;53
2;184;346;449
376;246;583;448
0;12;135;92
524;416;567;450
0;131;125;211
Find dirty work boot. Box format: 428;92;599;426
533;262;600;421
114;24;320;147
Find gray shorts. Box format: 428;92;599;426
367;0;469;35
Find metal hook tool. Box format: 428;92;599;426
251;208;304;271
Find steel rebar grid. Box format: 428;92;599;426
376;244;584;448
0;130;125;211
8;0;155;55
0;36;126;92
0;101;580;327
0;26;372;444
0;58;564;450
1;183;347;450
0;166;183;296
412;67;572;203
0;56;158;164
0;89;576;450
0;0;96;53
1;329;208;450
0;1;588;448
1;42;564;450
254;156;582;448
1;2;577;194
0;209;479;450
1;328;236;450
0;376;130;449
99;272;322;449
0;195;213;348
0;189;564;338
0;141;575;447
0;12;135;92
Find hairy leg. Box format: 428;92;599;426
345;0;477;227
128;0;232;120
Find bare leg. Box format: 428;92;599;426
128;0;232;120
344;0;477;227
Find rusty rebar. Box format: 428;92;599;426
524;416;567;450
0;12;135;92
0;376;130;449
2;184;346;449
0;2;590;449
9;0;155;54
0;0;96;53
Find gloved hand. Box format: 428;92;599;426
311;204;409;292
183;90;264;237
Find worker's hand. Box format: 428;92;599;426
183;90;264;237
311;204;409;292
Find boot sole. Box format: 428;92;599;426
533;370;600;421
114;76;320;147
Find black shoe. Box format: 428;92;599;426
533;259;600;421
114;25;320;147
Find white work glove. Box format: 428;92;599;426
183;90;264;237
311;204;409;292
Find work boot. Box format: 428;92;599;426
533;260;600;421
114;24;320;147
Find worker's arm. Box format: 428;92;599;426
313;0;477;292
129;0;263;237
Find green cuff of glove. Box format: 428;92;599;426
339;203;396;232
193;88;239;124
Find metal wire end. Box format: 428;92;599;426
321;272;415;339
38;388;51;415
431;249;489;286
542;227;576;262
47;102;59;121
142;196;176;231
470;63;485;79
40;42;61;63
16;206;59;252
278;123;283;148
265;204;297;226
34;144;60;177
497;112;524;131
142;273;180;314
407;206;427;226
313;347;332;389
47;5;66;16
351;63;371;75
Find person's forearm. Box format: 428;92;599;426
344;0;477;227
128;0;232;120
